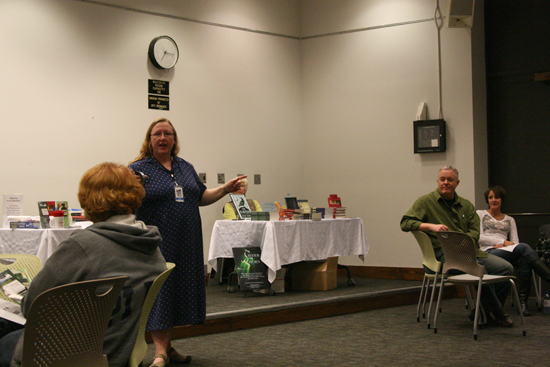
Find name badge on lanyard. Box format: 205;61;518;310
171;172;184;203
175;185;184;202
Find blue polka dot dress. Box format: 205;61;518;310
130;156;207;330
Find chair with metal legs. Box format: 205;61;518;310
433;231;526;340
412;231;443;329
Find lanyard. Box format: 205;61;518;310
170;164;184;203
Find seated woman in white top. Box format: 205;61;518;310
477;185;550;316
222;178;262;220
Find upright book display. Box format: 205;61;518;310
232;247;269;291
37;202;51;229
229;194;252;220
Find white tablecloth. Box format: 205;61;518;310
208;218;369;282
0;228;81;264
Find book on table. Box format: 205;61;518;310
229;194;252;220
285;197;299;210
297;199;311;214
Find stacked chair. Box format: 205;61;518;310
412;231;443;329
433;231;526;340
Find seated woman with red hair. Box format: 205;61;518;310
0;162;166;367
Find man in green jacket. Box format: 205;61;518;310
401;165;514;327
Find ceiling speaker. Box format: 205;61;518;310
447;0;475;28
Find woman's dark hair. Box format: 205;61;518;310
484;185;506;204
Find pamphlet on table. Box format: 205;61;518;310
0;268;30;325
0;299;25;324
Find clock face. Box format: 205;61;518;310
149;36;179;69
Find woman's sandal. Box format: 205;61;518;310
150;353;169;367
168;347;192;364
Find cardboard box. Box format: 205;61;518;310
271;268;287;293
291;257;338;291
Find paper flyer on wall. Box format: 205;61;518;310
3;194;23;229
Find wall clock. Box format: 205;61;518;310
148;35;179;70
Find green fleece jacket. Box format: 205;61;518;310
400;189;485;257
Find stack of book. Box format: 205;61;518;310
327;194;344;219
8;218;40;229
251;212;270;221
71;215;88;223
335;207;346;218
291;209;312;220
283;209;295;220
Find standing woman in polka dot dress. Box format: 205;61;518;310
129;118;245;367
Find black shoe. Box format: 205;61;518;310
495;312;514;328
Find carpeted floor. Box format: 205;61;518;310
143;278;548;367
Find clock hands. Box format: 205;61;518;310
149;36;178;69
160;51;175;62
158;46;175;62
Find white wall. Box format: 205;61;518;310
0;0;303;262
300;0;486;267
0;0;487;269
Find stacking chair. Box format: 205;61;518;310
0;254;41;302
128;262;176;367
412;231;443;329
533;224;550;308
433;231;526;340
21;276;128;367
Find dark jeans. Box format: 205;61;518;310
487;243;537;282
0;319;24;367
